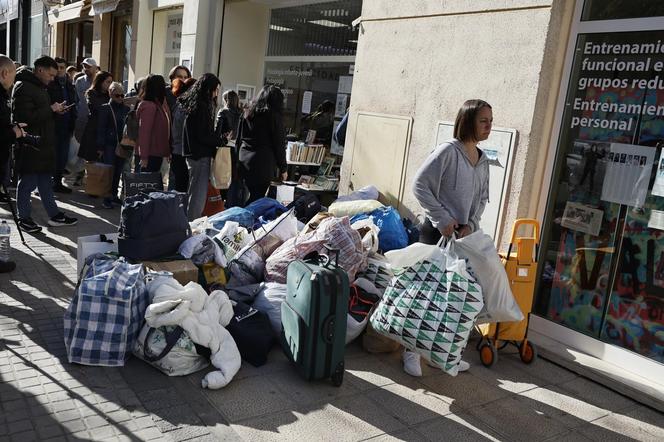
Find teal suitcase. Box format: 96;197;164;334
281;249;349;386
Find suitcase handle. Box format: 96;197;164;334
321;245;340;268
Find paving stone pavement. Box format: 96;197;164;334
1;185;664;441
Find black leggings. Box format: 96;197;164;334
420;218;442;245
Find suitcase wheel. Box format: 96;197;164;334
479;341;498;368
519;341;537;365
331;362;344;387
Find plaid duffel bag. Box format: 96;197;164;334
64;254;149;366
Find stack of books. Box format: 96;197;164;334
287;142;327;165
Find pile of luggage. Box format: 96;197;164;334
65;185;524;389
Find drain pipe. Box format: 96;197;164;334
216;0;227;78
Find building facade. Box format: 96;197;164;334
343;0;664;408
15;0;662;409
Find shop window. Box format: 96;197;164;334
267;0;361;57
150;8;182;78
65;20;93;67
582;0;664;21
111;13;131;91
265;61;352;145
536;30;664;363
29;13;42;62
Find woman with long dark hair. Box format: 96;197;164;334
135;74;171;173
180;73;224;220
215;90;242;141
234;84;287;205
169;77;197;193
78;71;112;162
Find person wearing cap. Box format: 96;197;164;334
74;58;98;143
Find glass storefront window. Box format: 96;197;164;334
65;20;93;67
536;29;664;363
265;61;352;144
111;13;132;91
267;0;361;57
150;8;182;78
582;0;664;21
29;13;43;62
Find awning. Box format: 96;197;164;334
46;1;89;24
90;0;120;15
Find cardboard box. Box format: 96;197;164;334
143;259;199;286
77;233;119;276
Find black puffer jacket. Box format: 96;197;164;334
11;68;56;174
0;86;16;181
236;110;287;185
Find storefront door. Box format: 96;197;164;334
535;1;664;374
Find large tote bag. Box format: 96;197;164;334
211;146;233;190
122;172;164;198
64;255;149;366
85;162;113;196
370;239;484;376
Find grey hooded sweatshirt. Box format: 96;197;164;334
412;138;490;232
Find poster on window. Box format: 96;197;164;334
165;13;183;56
561;202;603;236
600;143;655;207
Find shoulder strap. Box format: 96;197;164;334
108;105;119;145
143;326;185;362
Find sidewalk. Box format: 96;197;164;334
1;186;663;442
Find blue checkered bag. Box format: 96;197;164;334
64;254;150;366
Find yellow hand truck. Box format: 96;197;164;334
477;219;540;367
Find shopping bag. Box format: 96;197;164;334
210;147;232;190
452;230;524;324
133;324;210;376
115;143;134;159
370;239;484;376
202;182;225;216
85;162;113;196
76;233;119;276
122;172;164;198
64;255;149;366
67;136;84;173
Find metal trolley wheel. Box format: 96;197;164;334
479;341;498;368
519;340;538;364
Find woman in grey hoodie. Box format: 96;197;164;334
407;99;493;377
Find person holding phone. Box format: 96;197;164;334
48;57;77;194
12;56;78;233
408;99;492;376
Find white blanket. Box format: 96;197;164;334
145;277;241;389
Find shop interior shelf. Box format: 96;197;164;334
287;160;323;166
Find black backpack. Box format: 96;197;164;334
287;193;321;223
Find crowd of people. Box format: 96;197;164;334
0;54;291;273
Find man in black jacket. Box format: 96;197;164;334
11;56;78;233
0;55;23;273
48;57;77;194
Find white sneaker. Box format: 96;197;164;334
457;360;470;372
403;350;422;377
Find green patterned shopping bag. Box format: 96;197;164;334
370;240;484;376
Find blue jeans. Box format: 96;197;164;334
17;173;60;220
186;157;211;221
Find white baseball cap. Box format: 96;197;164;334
81;58;98;68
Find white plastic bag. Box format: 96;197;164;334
351;218;380;255
133;324;209;376
214;221;251;262
252;283;288;337
452;230;524;324
345;278;381;344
